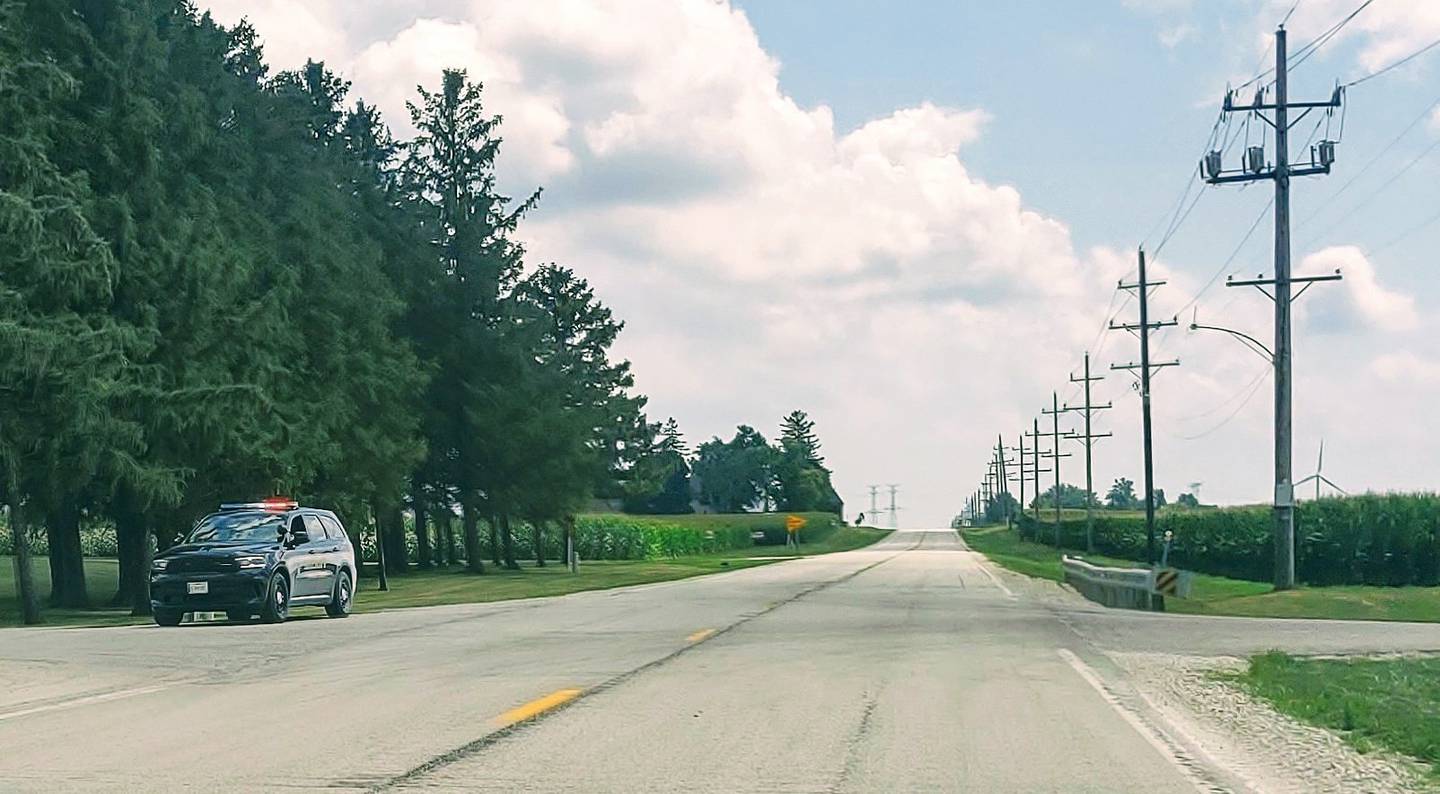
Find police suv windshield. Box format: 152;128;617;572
185;511;286;544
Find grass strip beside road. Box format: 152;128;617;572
1;525;891;626
961;525;1440;622
357;524;890;612
1232;652;1440;771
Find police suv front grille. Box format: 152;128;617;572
167;556;238;574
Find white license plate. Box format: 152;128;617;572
187;581;209;595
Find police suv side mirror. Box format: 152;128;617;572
287;528;310;547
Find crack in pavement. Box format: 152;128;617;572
828;689;880;794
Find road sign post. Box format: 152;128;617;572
786;514;807;548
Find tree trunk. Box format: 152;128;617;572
500;514;519;570
129;517;153;617
563;514;577;573
437;511;452;567
462;498;483;573
46;505;88;608
533;520;545;567
429;509;445;567
446;513;458;566
111;490;143;607
369;501;390;591
488;515;501;566
414;494;432;570
9;500;42;625
45;516;66;606
382;504;407;574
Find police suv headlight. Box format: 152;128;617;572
151;558;169;573
235;555;268;569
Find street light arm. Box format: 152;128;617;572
1188;322;1274;363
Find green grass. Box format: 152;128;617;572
1176;586;1440;622
961;525;1374;617
0;557;148;627
961;530;1278;619
1232;652;1440;769
2;524;891;626
357;524;890;612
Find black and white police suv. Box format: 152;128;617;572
149;499;357;626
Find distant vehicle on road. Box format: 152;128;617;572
149;499;356;627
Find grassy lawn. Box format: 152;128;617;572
2;525;891;626
959;526;1440;621
963;525;1267;606
0;557;146;628
1232;652;1440;769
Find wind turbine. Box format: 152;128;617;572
1296;440;1346;500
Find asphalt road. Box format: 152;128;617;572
4;529;1439;792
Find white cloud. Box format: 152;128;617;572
197;0;1440;522
198;0;1135;524
1159;24;1194;49
202;0;350;75
1371;351;1440;385
1299;246;1418;333
1430;106;1440;136
1240;1;1440;76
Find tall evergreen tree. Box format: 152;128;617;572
402;69;539;572
779;410;824;467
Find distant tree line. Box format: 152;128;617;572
966;477;1203;526
0;2;685;623
621;410;844;516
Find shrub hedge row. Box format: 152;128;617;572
0;522;118;557
1015;493;1440;586
0;511;842;564
572;515;754;560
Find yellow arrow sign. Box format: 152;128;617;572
786;515;807;532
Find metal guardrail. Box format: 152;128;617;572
1061;555;1191;611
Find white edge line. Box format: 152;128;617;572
1057;648;1209;792
974;557;1016;599
0;684;169;723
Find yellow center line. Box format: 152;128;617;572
493;688;584;728
686;628;716;643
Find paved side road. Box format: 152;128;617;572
3;529;1438;791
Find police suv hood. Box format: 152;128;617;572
160;541;281;558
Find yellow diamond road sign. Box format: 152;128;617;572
786;515;807;532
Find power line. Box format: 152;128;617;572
1288;0;1375;73
1280;0;1302;26
1345;36;1440;87
1173;196;1274;317
1175;361;1270;423
1295;92;1440;232
1368;205;1440;257
1177;368;1271;440
1307;134;1440;248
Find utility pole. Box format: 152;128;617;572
994;435;1017;527
1040;392;1074;547
1016;433;1028;522
1064;353;1113;554
1200;25;1344;590
868;485;880;524
1111;248;1179;565
1022;419;1053;522
887;485;900;529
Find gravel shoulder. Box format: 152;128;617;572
1111;651;1437;794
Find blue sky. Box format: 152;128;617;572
740;0;1438;280
207;0;1439;525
